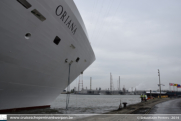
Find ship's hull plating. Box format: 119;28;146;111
0;0;95;110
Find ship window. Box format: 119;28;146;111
54;36;61;45
25;33;31;39
31;9;46;21
17;0;32;9
76;57;80;62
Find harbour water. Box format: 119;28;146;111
13;94;141;114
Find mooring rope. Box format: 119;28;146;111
76;76;78;108
66;63;71;113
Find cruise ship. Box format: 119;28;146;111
0;0;95;111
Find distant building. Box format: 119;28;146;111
123;87;126;92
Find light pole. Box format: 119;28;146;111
158;69;161;98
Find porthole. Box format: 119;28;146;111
25;33;31;39
76;57;80;62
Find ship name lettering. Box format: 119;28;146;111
56;5;77;35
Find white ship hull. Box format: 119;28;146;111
0;0;95;110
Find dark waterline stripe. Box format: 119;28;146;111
0;105;50;113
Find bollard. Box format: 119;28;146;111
122;102;127;108
118;100;122;110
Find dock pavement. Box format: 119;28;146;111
149;98;181;114
71;98;180;121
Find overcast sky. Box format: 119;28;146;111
71;0;181;91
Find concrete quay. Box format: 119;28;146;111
106;98;172;114
71;98;179;121
149;98;181;114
